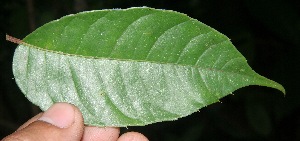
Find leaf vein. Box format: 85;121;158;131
176;30;213;63
75;12;111;54
221;57;245;70
145;19;190;59
195;38;228;66
67;59;96;117
109;12;157;57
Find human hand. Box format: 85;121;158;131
2;103;148;141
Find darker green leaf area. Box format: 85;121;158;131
23;7;229;66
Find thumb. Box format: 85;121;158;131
2;103;84;141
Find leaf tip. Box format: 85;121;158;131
279;85;286;95
271;82;286;95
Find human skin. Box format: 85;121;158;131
2;103;149;141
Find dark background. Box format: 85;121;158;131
1;0;299;140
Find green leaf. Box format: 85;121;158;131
12;7;285;127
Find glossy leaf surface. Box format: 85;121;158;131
12;7;285;127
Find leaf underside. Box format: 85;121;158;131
13;7;285;127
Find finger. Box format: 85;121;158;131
81;126;120;141
117;132;149;141
17;113;43;131
3;103;84;141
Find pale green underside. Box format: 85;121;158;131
13;7;285;127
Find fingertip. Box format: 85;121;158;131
38;103;77;128
118;132;149;141
82;126;120;141
3;103;85;141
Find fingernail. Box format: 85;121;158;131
38;103;75;128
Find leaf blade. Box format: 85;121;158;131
13;7;285;127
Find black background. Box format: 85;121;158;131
1;0;299;140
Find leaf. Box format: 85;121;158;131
11;7;285;127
